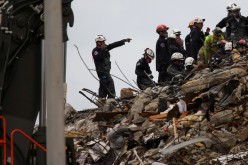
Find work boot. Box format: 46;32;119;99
95;98;106;107
103;98;116;111
106;98;116;105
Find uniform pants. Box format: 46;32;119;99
98;73;115;98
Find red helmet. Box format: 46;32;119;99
237;39;247;46
156;24;169;33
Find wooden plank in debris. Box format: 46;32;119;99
173;118;178;139
150;119;166;122
149;113;167;121
139;111;159;117
93;111;128;121
177;112;189;122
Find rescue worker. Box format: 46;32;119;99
216;42;235;66
236;39;248;57
211;39;227;66
92;35;131;103
173;29;187;57
190;17;205;61
155;24;170;83
204;27;211;37
185;20;195;56
197;39;227;69
135;48;155;90
167;33;182;57
202;27;225;65
225;4;248;43
166;52;185;81
184;57;195;74
216;3;236;29
173;29;184;49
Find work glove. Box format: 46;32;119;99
148;74;154;79
171;74;184;83
174;74;184;79
123;38;132;43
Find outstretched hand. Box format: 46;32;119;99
124;38;132;43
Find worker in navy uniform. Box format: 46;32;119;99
190;17;205;62
225;4;248;44
216;3;236;29
167;33;182;57
185;20;195;57
92;35;131;101
155;24;170;83
135;48;155;90
173;29;188;56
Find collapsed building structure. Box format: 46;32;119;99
65;58;248;165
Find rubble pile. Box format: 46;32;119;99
65;61;248;165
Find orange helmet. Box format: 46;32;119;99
156;24;169;33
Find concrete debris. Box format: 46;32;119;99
65;60;248;164
212;151;248;165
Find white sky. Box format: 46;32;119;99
66;0;248;110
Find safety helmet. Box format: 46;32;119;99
184;57;195;66
144;48;155;60
171;52;184;61
156;24;169;33
236;39;247;47
230;3;240;11
188;20;195;28
173;29;181;35
194;17;205;23
95;35;106;42
168;33;176;39
226;3;234;11
225;42;233;51
212;27;223;36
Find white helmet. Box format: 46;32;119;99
144;48;155;60
226;3;234;11
168;33;176;39
227;3;240;11
173;29;181;35
194;16;205;23
95;35;106;42
185;57;195;66
225;42;233;51
171;52;184;61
